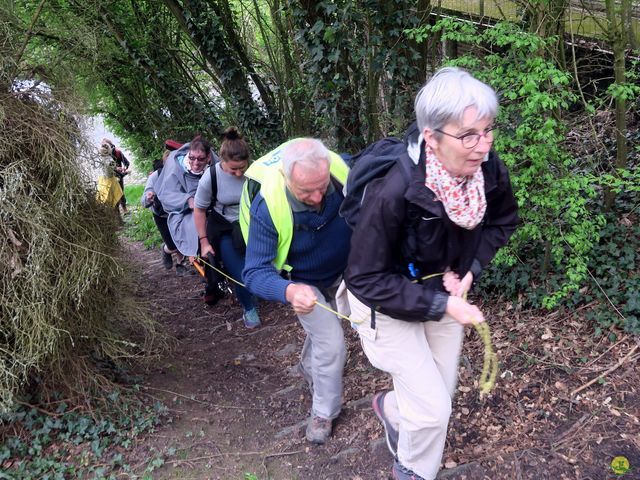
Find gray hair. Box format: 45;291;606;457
414;67;498;133
281;138;331;179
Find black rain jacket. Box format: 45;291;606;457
344;124;519;322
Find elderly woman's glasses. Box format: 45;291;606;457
188;153;208;162
435;127;495;149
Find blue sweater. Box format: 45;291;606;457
242;189;352;303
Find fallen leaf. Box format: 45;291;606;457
554;381;567;391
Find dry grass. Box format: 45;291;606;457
0;91;162;413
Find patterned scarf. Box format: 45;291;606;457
424;145;486;230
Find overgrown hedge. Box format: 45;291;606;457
0;92;159;413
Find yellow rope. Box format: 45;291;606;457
194;256;497;394
472;321;499;396
462;291;498;396
412;272;445;283
313;301;352;321
195;255;247;288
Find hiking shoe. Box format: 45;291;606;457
175;262;186;277
161;246;173;270
305;415;332;444
242;309;262;329
372;391;399;457
203;283;225;306
391;459;426;480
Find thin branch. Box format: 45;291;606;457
578;334;628;370
169;449;304;465
585;267;626;320
11;0;47;81
140;386;267;410
567;5;608;154
571;343;639;396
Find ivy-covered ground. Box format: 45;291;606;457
112;239;638;480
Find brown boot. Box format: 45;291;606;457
305;415;332;444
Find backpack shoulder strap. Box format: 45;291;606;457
209;163;218;206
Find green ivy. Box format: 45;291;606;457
290;0;427;150
0;394;169;479
479;208;640;333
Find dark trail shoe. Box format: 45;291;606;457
392;459;426;480
305;415;332;444
372;391;399;457
161;245;173;270
175;262;186;277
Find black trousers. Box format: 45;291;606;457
117;176;126;207
153;213;177;251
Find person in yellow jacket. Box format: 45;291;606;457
241;138;351;444
96;142;123;209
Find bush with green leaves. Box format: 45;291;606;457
478;204;639;334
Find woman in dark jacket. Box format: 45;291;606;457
344;67;518;480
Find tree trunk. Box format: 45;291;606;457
293;1;363;151
415;0;432;79
443;38;458;59
622;0;638;50
213;0;277;116
366;15;381;144
162;0;282;147
269;0;308;136
603;0;629;209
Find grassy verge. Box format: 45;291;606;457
122;184;163;249
124;184;145;205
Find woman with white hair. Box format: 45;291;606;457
96;142;123;209
345;67;519;479
101;138;130;213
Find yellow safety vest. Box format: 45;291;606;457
239;140;349;272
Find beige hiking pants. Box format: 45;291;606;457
348;291;464;480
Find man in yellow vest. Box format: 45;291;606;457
241;138;351;444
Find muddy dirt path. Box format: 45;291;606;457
125;240;639;480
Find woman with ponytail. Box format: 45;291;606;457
194;127;261;328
